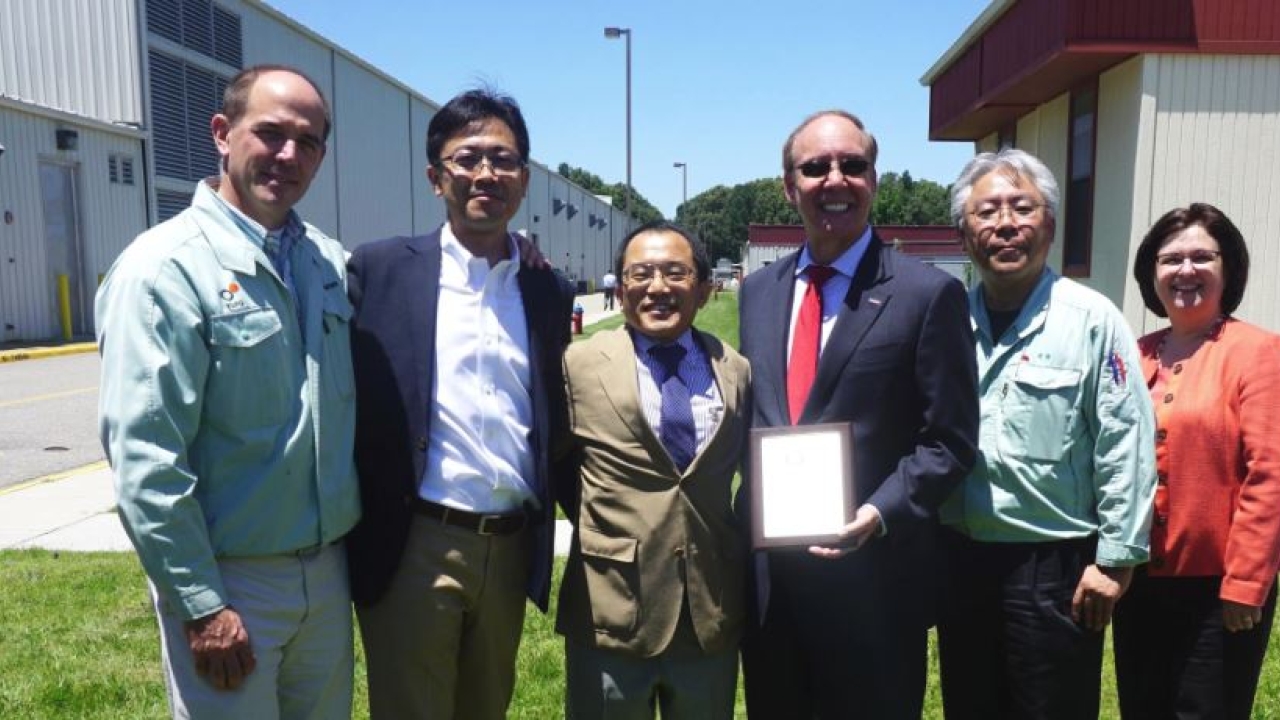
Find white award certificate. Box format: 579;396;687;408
750;423;854;549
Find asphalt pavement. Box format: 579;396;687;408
0;291;619;553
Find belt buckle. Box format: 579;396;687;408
477;514;504;536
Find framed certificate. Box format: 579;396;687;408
749;422;855;549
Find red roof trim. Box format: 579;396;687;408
926;0;1280;141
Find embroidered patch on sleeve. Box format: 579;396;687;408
1107;351;1128;387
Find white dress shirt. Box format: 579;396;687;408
419;224;536;513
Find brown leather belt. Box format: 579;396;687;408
411;498;527;536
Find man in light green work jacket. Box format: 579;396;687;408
935;148;1156;720
96;64;358;720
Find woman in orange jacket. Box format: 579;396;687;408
1114;203;1280;719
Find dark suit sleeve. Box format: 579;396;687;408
548;273;580;522
865;276;978;529
344;241;419;607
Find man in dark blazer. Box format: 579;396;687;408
344;89;574;720
736;110;979;718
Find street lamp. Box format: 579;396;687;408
673;161;688;214
604;26;631;225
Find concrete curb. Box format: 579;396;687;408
0;342;97;364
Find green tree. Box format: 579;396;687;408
674;171;952;264
870;171;951;226
556;163;663;224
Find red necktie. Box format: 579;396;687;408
787;265;835;424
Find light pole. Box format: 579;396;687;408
672;161;687;215
604;26;631;226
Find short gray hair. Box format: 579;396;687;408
948;148;1060;230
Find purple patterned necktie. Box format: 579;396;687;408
649;344;696;472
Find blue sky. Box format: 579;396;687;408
264;0;992;218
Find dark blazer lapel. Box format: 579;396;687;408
761;254;800;424
405;232;442;442
802;236;892;422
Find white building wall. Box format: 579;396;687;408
745;244;799;274
1137;53;1280;333
409;100;445;235
0;0;143;125
523;167;550;251
1014;95;1070;272
330;57;414;245
1;0;638;341
1091;57;1144;310
235;0;339;236
546;173;573;275
0;104;146;342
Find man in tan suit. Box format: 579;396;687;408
555;220;749;719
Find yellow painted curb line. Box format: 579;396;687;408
0;460;109;497
0;342;97;364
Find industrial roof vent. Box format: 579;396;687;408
146;0;242;70
149;49;229;182
157;190;194;222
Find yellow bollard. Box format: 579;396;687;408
57;274;72;340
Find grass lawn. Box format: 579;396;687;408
8;293;1280;718
7;548;1280;718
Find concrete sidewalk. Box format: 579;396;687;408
0;463;133;552
0;462;578;555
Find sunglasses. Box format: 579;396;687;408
795;156;871;179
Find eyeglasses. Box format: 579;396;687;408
968;201;1044;226
1156;250;1221;268
795;156;871;179
621;262;696;286
439;149;525;176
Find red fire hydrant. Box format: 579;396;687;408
572;304;584;334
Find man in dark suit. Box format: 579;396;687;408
344;89;574;719
556;221;750;719
737;109;979;718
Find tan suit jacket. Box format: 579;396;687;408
555;326;749;657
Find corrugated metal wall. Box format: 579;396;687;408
236;0;338;235
1091;57;1144;309
0;0;142;125
0;106;147;342
233;0;631;267
1;0;636;340
410;100;446;236
330;55;415;245
1138;53;1280;332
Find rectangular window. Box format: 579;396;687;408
1064;83;1097;277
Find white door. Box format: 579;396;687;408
39;161;89;336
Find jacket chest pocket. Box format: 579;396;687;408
206;307;291;428
1000;364;1082;462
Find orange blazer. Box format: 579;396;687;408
1139;318;1280;607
